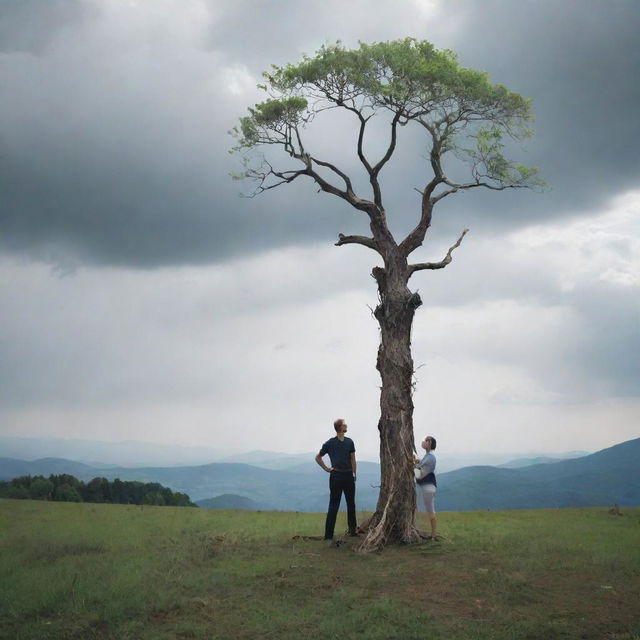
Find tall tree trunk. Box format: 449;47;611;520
359;258;423;550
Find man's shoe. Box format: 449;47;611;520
347;531;360;537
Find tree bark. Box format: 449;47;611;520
359;256;424;550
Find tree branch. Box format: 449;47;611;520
244;160;309;196
430;179;528;205
408;229;469;275
337;101;374;176
245;147;379;215
306;164;377;214
398;197;433;258
336;100;389;208
372;111;401;177
310;155;355;195
335;233;379;252
398;130;445;257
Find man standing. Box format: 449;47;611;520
315;418;358;540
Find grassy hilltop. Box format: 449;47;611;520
1;500;639;640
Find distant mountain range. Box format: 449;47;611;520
0;436;586;472
438;437;640;510
1;438;638;512
497;455;586;469
0;436;240;468
0;456;382;511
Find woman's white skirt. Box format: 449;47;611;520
418;483;436;514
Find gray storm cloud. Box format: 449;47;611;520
0;0;95;54
0;0;639;267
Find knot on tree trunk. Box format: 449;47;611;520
408;292;422;309
372;266;386;288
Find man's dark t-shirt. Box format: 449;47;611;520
320;436;355;472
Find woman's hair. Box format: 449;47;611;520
425;436;437;450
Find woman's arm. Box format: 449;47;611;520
417;455;435;475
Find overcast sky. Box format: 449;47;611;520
1;0;638;462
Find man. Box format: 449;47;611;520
315;418;358;540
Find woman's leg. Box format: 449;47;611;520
421;485;437;538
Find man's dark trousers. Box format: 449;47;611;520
324;471;356;539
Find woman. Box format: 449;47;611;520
414;435;437;540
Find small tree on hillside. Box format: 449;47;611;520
232;39;541;550
28;477;54;501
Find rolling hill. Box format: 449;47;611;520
0;457;103;480
438;437;640;510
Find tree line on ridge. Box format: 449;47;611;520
0;474;196;507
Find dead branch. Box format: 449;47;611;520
335;233;379;252
408;229;469;275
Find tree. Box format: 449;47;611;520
111;478;127;503
28;476;54;501
54;483;82;502
82;477;111;503
2;484;29;500
232;39;541;550
50;473;82;502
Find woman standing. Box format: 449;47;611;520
414;436;438;540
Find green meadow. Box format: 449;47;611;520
1;500;639;640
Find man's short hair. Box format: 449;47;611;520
425;436;437;450
334;418;345;431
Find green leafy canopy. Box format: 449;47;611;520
231;37;542;193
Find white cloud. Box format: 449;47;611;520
0;248;382;457
220;63;256;96
1;184;638;459
407;190;640;410
488;385;566;406
510;189;640;292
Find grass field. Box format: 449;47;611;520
1;499;639;639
